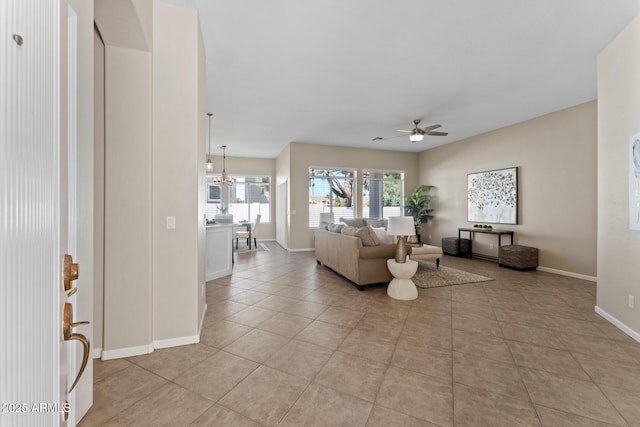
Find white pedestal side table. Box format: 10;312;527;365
386;259;419;300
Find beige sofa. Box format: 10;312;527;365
314;229;395;290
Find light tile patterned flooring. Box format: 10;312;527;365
81;242;640;426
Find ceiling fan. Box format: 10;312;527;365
372;119;448;142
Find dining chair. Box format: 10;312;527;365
235;214;261;249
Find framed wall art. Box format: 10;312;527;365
467;167;518;225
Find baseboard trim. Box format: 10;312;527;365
595;306;640;343
153;334;200;349
101;344;154;360
287;247;314;252
198;304;207;339
97;327;205;361
536;266;597;282
207;270;232;281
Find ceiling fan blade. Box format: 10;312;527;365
396;129;413;133
426;131;448;136
422;124;442;131
372;133;408;141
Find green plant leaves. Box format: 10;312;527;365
404;185;435;233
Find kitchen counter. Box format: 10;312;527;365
206;224;233;280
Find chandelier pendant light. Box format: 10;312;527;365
212;145;235;185
205;113;213;172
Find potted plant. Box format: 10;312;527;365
404;185;435;241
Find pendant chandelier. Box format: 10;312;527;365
205;113;213;172
212;145;235;185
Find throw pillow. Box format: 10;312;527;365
340;226;359;236
339;217;366;227
357;226;379;246
317;222;329;230
327;223;346;233
341;225;379;246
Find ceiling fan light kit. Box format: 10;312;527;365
409;133;424;142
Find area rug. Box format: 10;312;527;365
234;242;268;254
413;261;493;288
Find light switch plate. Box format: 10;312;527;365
166;216;176;229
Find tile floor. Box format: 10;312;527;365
80;242;640;426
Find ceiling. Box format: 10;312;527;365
166;0;640;158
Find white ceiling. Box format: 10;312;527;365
167;0;640;158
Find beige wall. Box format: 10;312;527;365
98;0;205;357
207;155;277;239
597;14;640;337
93;26;104;355
152;1;204;344
286;142;420;250
417;101;597;278
103;44;153;354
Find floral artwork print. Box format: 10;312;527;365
468;167;517;224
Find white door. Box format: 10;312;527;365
66;5;93;424
0;1;90;425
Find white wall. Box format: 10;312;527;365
597;13;640;338
418;101;598;278
276;144;291;248
196;16;206;334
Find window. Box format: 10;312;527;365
362;170;404;219
207;184;221;203
230;176;270;223
309;168;355;227
206;175;270;223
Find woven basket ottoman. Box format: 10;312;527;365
498;245;538;270
442;237;471;257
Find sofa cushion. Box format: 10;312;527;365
317;222;329;230
327;223;346;233
341;226;379;246
340;217;366;227
371;227;395;245
365;218;388;229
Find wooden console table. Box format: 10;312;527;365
458;227;514;259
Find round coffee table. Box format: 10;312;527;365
386;259;419;300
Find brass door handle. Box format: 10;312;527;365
62;254;79;291
62;303;90;393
